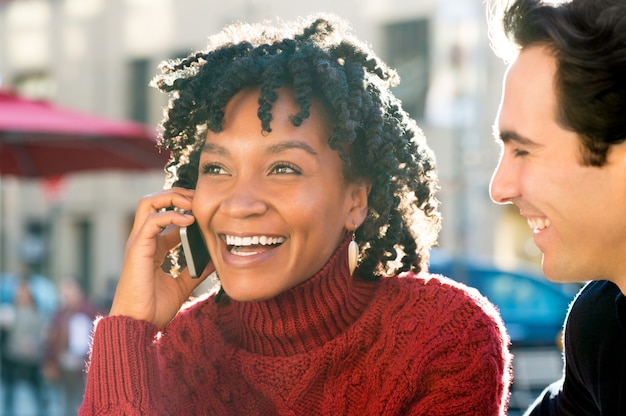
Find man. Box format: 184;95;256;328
487;0;626;414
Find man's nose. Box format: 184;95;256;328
490;155;519;204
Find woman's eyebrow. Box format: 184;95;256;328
266;141;318;156
201;142;230;156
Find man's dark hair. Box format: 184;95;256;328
489;0;626;165
152;14;440;279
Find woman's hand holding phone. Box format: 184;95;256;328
109;187;213;328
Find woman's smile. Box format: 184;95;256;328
222;234;286;256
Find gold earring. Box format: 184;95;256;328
348;224;358;276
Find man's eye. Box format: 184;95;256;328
513;149;528;157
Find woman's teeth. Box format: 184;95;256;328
225;235;286;256
527;218;551;233
225;235;286;246
230;247;258;256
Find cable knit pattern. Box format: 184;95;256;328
80;240;511;415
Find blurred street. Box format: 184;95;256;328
0;379;65;416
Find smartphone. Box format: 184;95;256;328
180;221;211;279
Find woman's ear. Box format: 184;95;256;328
345;180;371;229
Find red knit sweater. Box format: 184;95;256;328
80;242;511;415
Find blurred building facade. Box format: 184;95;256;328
0;0;537;302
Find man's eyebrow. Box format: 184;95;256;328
266;141;318;155
497;130;539;146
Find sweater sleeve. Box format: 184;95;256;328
79;315;167;415
405;285;512;416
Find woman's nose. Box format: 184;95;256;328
220;177;269;218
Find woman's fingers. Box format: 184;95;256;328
109;187;200;326
128;188;195;241
124;209;194;265
124;187;197;269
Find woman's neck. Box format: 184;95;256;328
216;238;379;356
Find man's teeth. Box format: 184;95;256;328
527;218;551;232
225;235;286;246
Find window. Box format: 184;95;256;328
12;71;56;100
74;218;93;295
384;19;430;120
20;220;48;274
128;58;151;123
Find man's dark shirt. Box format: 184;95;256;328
527;280;626;415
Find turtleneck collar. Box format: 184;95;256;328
216;237;380;356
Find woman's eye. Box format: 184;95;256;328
200;163;227;175
270;163;301;175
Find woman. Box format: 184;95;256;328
80;14;510;415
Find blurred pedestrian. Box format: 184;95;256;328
1;280;47;416
487;0;626;414
43;277;99;416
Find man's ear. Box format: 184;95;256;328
345;180;371;229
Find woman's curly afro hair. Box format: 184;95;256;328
152;13;441;280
